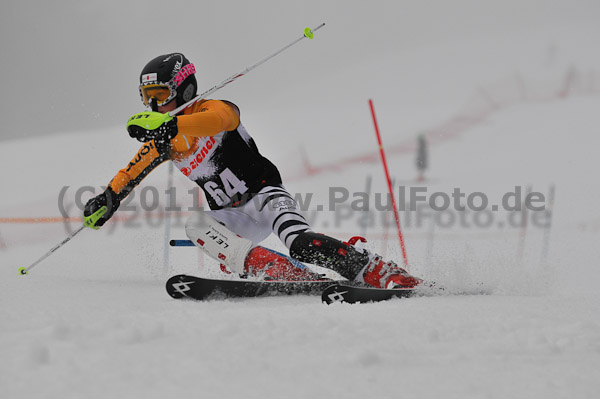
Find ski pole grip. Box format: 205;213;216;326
84;206;108;230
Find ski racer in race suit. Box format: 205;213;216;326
83;52;421;289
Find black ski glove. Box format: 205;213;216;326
83;188;121;229
128;117;178;143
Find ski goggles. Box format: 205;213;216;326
139;83;176;107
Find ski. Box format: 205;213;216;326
166;274;335;301
321;282;494;304
321;283;414;304
166;276;488;303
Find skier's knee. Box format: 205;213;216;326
289;232;368;279
185;212;253;274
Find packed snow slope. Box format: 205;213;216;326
2;2;600;399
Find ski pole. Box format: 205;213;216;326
163;162;175;274
18;205;107;275
170;240;195;247
169;23;326;117
18;225;85;275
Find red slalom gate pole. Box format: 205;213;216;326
368;99;409;268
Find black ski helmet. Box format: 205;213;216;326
139;53;197;108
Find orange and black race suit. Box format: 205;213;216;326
108;100;282;209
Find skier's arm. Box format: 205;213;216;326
108;139;171;201
176;100;240;137
126;100;240;143
83;139;171;228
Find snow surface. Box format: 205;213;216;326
2;2;600;398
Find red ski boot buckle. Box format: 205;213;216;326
347;236;367;246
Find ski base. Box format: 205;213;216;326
166;274;335;301
321;283;414;304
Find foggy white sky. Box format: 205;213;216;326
1;0;598;141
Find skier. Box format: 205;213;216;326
83;52;422;289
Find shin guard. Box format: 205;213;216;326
185;213;253;274
289;232;369;280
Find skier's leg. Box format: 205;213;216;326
228;186;325;280
240;186;366;280
243;186;421;287
185;207;315;280
290;232;422;288
184;211;262;274
244;186;312;248
289;232;368;280
206;207;272;247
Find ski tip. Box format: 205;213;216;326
321;284;348;305
18;267;28;275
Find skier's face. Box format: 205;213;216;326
158;100;177;114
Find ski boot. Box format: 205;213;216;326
239;246;326;281
346;236;422;289
289;232;423;288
